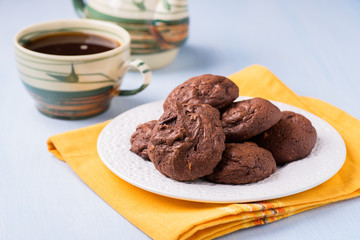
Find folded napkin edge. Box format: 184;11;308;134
47;137;65;162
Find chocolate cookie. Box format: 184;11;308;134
253;111;317;165
148;103;226;181
163;74;239;110
221;97;282;142
205;142;276;184
130;120;157;160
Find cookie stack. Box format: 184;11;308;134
130;74;317;184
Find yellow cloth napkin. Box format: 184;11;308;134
47;65;360;240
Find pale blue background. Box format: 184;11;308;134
1;0;359;239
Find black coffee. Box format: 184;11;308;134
23;32;120;55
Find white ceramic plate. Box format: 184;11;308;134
97;98;346;203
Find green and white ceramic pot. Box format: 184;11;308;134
14;19;151;119
73;0;189;69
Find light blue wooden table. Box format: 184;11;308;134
1;0;359;239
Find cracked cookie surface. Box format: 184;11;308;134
130;120;157;160
148;103;226;181
221;97;282;142
205;142;276;184
163;74;239;110
253;111;317;164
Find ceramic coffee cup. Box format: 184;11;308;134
72;0;189;69
14;19;151;119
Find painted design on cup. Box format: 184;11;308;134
14;20;151;119
47;64;79;82
73;0;189;69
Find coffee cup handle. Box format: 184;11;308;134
117;59;152;96
72;0;86;17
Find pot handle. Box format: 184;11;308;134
72;0;86;18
